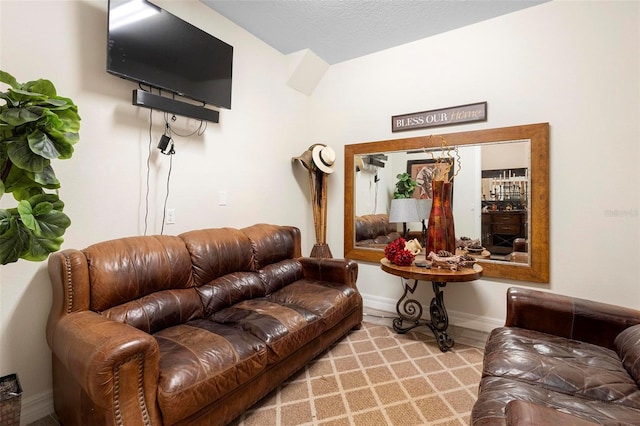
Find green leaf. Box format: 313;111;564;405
0;70;19;89
23;233;64;262
39;108;64;129
33;201;53;216
50;197;64;211
0;216;29;264
32;164;60;188
28;129;60;160
44;98;67;108
0;209;14;235
0;196;69;263
29;193;65;211
3;166;53;200
22;79;56;98
26;193;70;238
18;199;38;232
0;107;42;126
45;129;78;157
0;92;20;108
52;107;81;133
7;137;49;172
6;87;48;104
3;165;39;198
30;209;70;239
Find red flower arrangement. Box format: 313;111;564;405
384;237;415;266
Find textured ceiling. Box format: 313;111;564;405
201;0;547;64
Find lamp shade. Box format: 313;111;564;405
416;199;432;221
389;198;421;223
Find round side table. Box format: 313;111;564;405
380;257;483;352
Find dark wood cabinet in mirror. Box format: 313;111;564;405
344;123;549;283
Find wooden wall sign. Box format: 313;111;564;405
392;102;487;132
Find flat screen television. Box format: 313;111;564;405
107;0;233;110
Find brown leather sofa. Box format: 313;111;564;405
46;224;362;425
354;214;401;247
472;287;640;425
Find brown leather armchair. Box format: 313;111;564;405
472;287;640;425
47;224;362;425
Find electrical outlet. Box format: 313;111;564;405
166;209;175;224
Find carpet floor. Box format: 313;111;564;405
230;321;484;426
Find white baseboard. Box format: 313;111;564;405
19;389;54;425
362;292;502;349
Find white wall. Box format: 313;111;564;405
0;0;318;422
0;0;639;423
311;0;639;327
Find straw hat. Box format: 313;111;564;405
292;146;315;171
293;144;336;174
312;144;336;174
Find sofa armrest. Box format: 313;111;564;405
505;287;640;350
298;257;358;289
505;400;599;425
52;311;161;425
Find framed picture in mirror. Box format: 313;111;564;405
407;158;454;199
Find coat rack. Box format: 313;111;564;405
292;144;336;258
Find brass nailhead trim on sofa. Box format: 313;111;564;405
63;254;73;314
113;354;151;426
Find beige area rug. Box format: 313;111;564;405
231;322;484;426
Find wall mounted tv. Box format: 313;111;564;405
107;0;233;121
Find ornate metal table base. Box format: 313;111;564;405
392;278;454;352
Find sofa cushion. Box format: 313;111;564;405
269;279;360;330
472;376;640;426
180;228;255;286
103;288;203;333
213;299;323;364
84;235;195;311
616;324;640;387
241;223;300;269
196;271;267;316
154;320;267;425
483;327;640;409
259;259;304;294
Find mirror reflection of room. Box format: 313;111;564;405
354;140;531;264
479;141;530;262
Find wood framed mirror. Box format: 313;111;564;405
344;123;549;283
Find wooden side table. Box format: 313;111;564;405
380;257;483;352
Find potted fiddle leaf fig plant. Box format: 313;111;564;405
0;70;80;264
